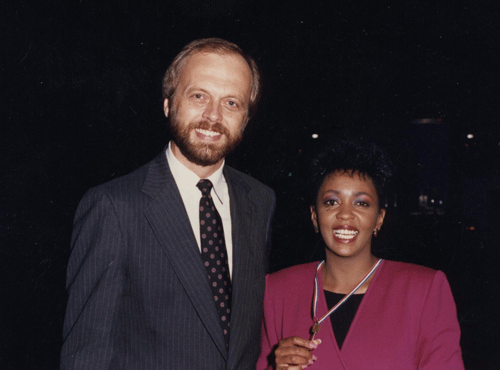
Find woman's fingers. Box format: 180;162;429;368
274;336;321;368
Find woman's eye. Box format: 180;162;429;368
324;199;338;206
355;201;369;207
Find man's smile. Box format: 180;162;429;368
195;128;222;139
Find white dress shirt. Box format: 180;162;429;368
166;142;233;276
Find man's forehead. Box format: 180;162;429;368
181;51;251;77
176;51;252;98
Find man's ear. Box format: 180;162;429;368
163;99;170;117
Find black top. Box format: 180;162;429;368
323;291;364;349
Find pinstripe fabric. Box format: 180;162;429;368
61;149;276;370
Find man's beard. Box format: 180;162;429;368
169;111;244;167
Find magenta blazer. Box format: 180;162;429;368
258;260;464;370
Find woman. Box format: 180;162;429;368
257;140;464;369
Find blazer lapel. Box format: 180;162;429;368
142;152;228;360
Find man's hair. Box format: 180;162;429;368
162;38;261;118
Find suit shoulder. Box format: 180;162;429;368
224;165;272;191
82;161;151;201
224;165;275;199
74;161;158;224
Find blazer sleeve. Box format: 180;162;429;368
61;187;127;370
417;271;464;369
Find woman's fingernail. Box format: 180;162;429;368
308;341;317;348
312;355;318;361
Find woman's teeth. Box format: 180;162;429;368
333;229;358;239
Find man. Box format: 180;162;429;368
61;38;276;370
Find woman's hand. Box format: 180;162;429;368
274;336;321;369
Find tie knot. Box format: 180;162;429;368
197;179;213;196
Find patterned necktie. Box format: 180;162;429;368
197;179;232;345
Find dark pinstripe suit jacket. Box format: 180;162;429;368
61;149;276;370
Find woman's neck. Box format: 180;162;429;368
321;254;379;294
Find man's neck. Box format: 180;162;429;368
171;142;224;179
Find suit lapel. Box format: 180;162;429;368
142;152;228;360
224;168;261;365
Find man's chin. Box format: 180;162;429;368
181;144;227;167
171;127;242;167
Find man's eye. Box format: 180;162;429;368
227;101;237;107
194;94;202;99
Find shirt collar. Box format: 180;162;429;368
166;141;227;203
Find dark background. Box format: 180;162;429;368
2;1;500;369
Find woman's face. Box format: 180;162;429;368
311;171;386;261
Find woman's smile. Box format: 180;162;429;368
332;225;359;243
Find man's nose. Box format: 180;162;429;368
202;100;223;123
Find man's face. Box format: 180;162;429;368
164;51;252;167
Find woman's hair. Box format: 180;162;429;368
162;38;261;118
308;139;394;207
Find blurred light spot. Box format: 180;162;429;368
467;134;474;139
312;133;319;139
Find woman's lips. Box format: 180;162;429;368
332;225;359;243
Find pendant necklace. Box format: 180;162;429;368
310;259;382;340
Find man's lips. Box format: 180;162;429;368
332;225;359;242
195;128;222;141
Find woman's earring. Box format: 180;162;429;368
373;229;378;237
314;225;319;233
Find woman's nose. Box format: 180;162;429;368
336;205;354;220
